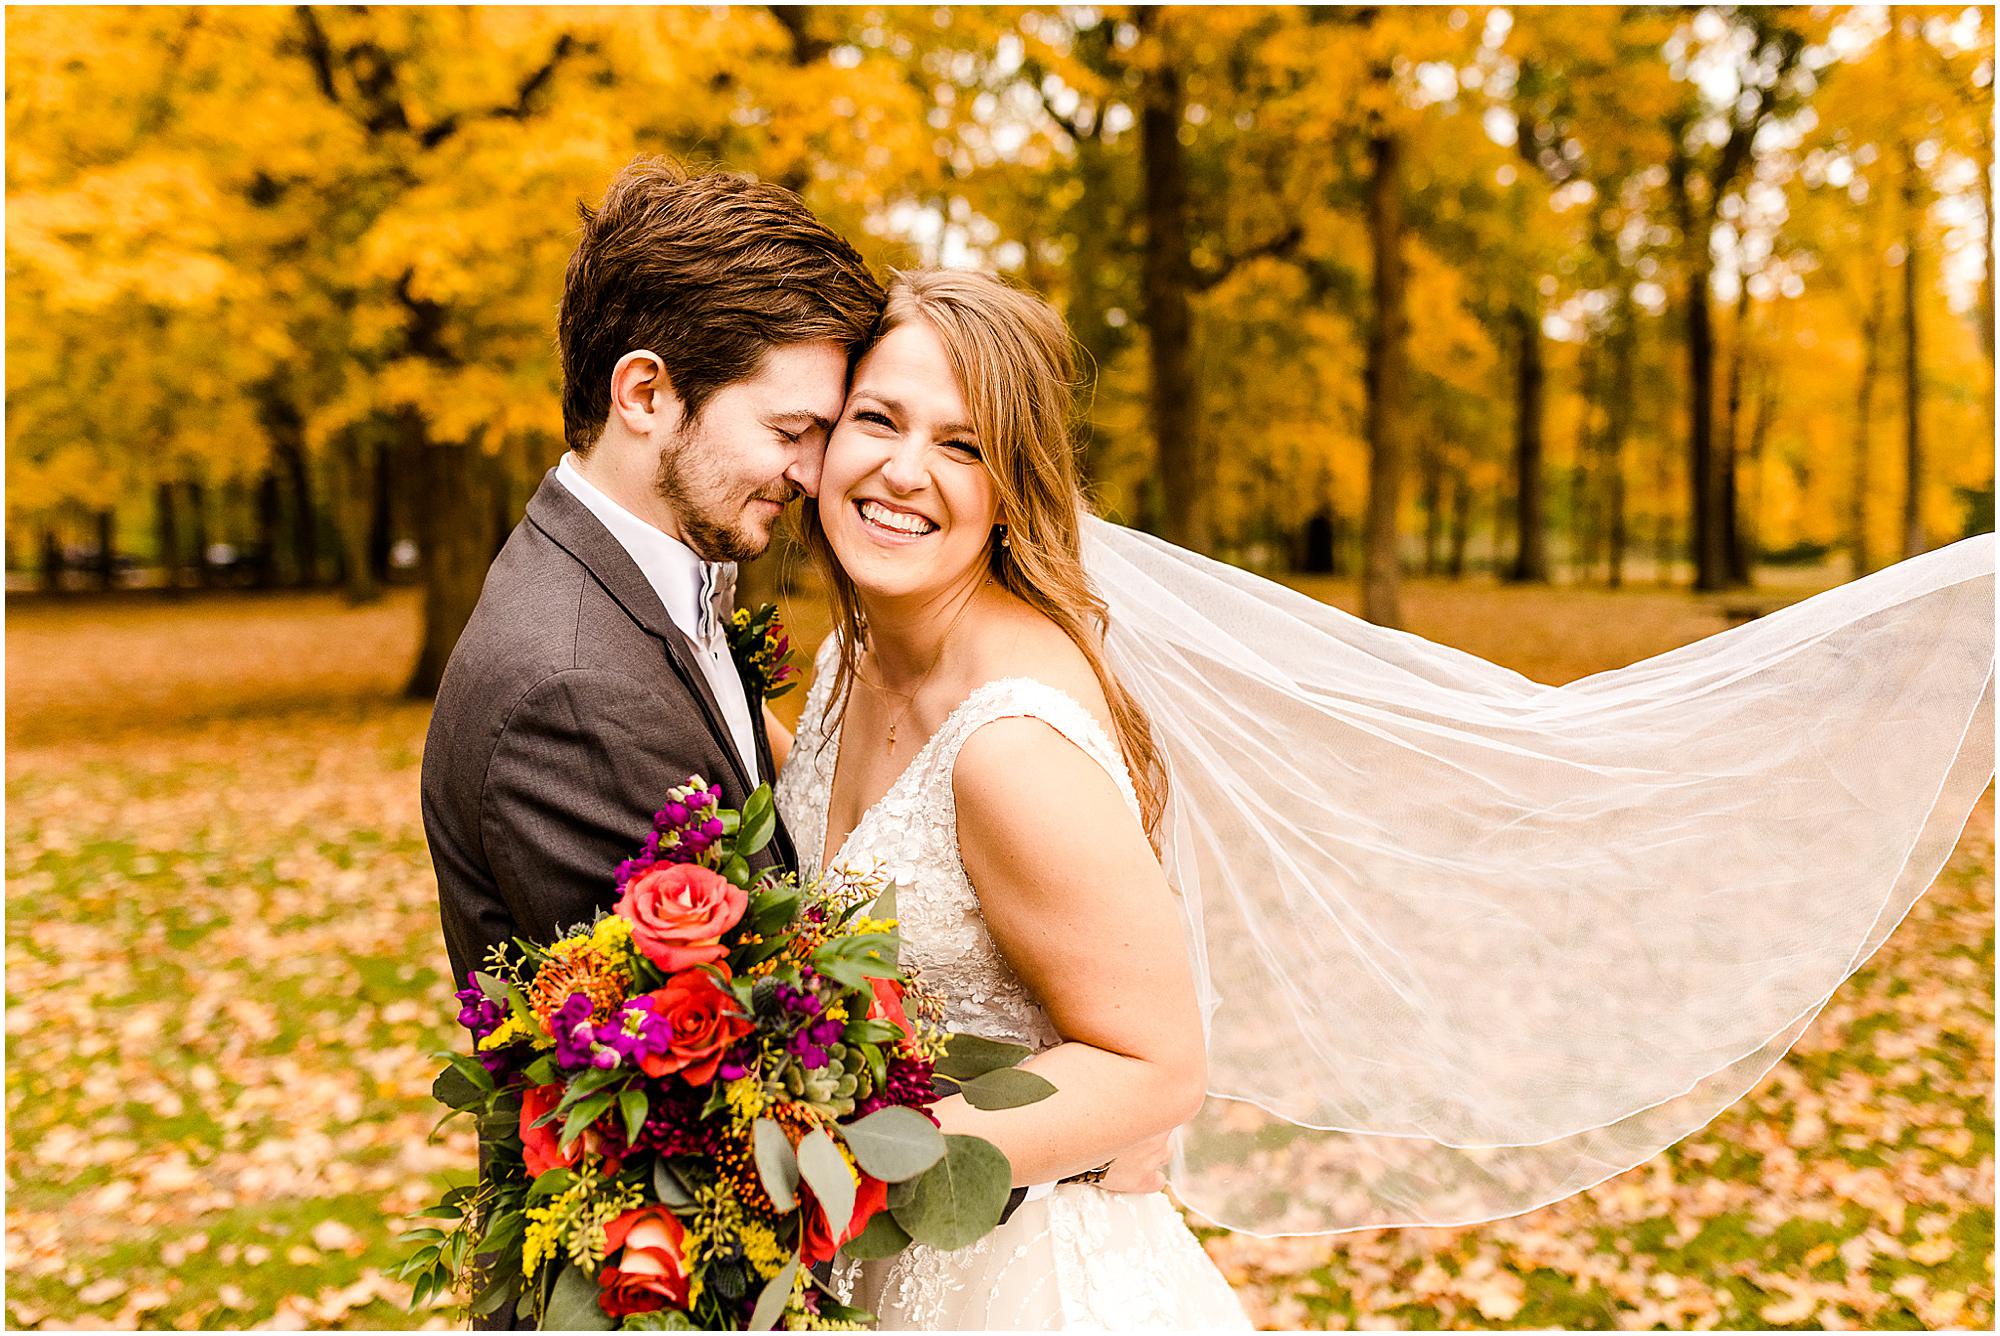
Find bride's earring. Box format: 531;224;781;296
997;524;1011;550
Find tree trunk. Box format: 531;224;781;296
1507;303;1549;583
1684;255;1727;589
280;437;317;585
370;438;396;585
1739;358;1775;577
1604;306;1636;589
40;526;64;594
94;509;117;590
1137;6;1202;549
154;480;182;593
1362;129;1408;627
1571;340;1602;581
1445;466;1471;578
1721;282;1752;586
1419;448;1443;575
1653;440;1676;584
1900;151;1926;559
1980;113;1996;448
1850;273;1886;579
186;481;211;588
254;472;283;588
406;427;500;699
333;431;382;605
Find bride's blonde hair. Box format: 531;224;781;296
798;268;1168;840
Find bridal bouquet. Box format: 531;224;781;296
399;777;1053;1330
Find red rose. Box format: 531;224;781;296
799;1165;890;1268
616;863;748;972
596;1205;690;1318
519;1083;579;1179
866;975;913;1041
637;967;754;1086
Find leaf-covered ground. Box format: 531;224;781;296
6;576;1990;1330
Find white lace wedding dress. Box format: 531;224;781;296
774;638;1253;1331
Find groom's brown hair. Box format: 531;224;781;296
558;157;884;452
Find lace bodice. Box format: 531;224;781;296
774;636;1143;1055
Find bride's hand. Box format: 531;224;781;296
1092;1129;1174;1194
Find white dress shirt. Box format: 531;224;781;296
555;453;760;786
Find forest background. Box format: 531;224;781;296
6;4;1996;1331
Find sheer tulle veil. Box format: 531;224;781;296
1078;516;1994;1237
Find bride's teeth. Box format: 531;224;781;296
860;501;937;536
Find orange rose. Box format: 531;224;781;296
866;975;913;1041
637;967;753;1086
799;1167;890;1268
616;864;747;972
519;1083;579;1179
596;1205;690;1318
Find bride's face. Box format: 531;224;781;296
820;319;998;603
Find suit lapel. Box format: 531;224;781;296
745;694;800;871
523;470;755;797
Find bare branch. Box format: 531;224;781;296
1190;223;1305;293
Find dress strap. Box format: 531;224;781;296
929;677;1142;823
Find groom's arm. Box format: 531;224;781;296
476;669;690;959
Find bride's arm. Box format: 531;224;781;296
939;716;1207;1188
763;703;794;774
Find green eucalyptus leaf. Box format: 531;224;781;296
795;1127;855;1238
752;1117;800;1212
935;1033;1034;1082
652;1159;696;1211
747;1252;799;1332
545;1261;616;1330
887;1135;1012;1251
957;1067;1058;1111
869;883;897;925
472;971;509;1002
837;1207;913;1261
837;1106;946;1183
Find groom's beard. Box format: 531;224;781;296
654;430;798;563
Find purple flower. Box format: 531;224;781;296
551;993;598;1069
454;979;506;1045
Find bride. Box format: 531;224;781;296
772;267;1994;1328
773;269;1253;1328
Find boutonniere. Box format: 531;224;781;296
725;603;798;701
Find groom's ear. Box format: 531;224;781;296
609;348;686;437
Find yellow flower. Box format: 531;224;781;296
846;915;898;937
740;1219;786;1279
725;1076;769;1121
476;1014;530;1051
590;914;635;954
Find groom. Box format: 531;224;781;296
423;158;880;988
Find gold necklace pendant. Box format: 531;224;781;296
886;720;898;753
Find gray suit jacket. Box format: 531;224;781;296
423;469;796;993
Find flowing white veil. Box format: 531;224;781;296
1080;516;1994;1237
